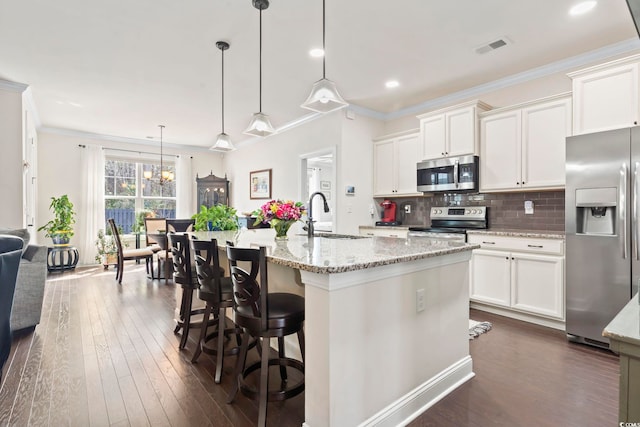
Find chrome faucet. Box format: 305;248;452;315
307;191;330;237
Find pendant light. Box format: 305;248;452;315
301;0;348;113
143;125;173;185
244;0;276;137
210;41;236;151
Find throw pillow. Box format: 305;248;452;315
0;228;30;255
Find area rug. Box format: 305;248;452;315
469;319;492;339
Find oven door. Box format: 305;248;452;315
417;155;478;192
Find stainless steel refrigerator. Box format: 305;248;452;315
566;126;640;347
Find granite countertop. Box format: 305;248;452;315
603;293;640;347
193;229;478;274
466;229;565;240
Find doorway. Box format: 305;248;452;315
299;147;336;232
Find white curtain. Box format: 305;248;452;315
175;155;193;218
79;145;105;265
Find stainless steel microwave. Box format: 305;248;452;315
417;155;479;192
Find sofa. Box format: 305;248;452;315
0;229;47;333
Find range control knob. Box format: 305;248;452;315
465;209;471;214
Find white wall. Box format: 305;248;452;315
337;112;383;233
37;131;223;255
0;88;25;228
222;110;383;234
223;112;344;216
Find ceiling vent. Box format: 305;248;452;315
475;37;511;54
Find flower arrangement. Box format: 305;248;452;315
253;199;306;239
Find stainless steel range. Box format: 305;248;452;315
408;206;488;242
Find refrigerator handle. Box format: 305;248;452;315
621;163;629;260
634;162;640;260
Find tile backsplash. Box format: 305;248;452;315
380;190;565;232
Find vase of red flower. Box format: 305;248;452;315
253;199;306;240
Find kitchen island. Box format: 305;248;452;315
193;229;479;427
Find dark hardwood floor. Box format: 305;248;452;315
0;263;619;426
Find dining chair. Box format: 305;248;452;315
144;217;166;278
167;219;195;233
226;243;305;427
0;235;24;384
107;219;154;284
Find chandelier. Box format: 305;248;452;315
143;124;174;185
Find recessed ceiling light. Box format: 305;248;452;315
385;80;400;89
569;1;596;16
309;48;324;58
146;136;154;139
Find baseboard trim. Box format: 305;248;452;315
470;302;565;330
354;356;474;427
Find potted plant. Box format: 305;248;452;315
38;195;76;245
192;204;239;231
94;228;117;268
132;210;154;233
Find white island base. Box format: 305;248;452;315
300;250;473;427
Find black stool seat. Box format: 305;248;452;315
226;244;305;427
235;293;304;332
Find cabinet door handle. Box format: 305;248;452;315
527;244;543;248
505;256;509;260
482;241;496;245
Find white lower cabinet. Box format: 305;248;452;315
468;234;565;324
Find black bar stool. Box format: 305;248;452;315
168;232;211;350
226;243;305;427
190;237;248;383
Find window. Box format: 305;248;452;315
105;158;176;233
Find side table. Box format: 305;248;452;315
47;246;79;272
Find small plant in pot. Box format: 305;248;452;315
95;228;117;268
38;195;76;245
192;204;239;231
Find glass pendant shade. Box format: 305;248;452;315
211;132;235;151
244;112;276;137
301;78;348;113
143;170;153;179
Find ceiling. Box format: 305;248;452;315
0;0;638;149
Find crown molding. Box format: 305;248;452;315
383;37;640;121
38;126;212;153
0;78;28;93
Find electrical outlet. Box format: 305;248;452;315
416;288;425;313
404;205;411;214
524;200;534;215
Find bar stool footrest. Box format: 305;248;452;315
240;357;305;402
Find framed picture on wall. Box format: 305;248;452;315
250;169;272;199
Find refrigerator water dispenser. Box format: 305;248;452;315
575;187;617;235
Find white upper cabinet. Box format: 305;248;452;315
480;94;571;192
373;131;421;197
569;55;640;135
418;100;491;161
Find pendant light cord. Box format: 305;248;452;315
259;7;263;113
221;47;225;134
322;0;326;79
